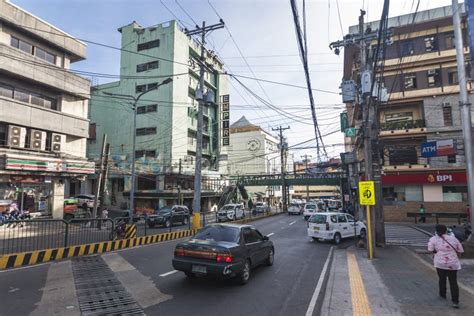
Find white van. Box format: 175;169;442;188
307;212;366;244
217;204;245;222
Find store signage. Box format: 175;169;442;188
421;139;455;158
382;172;466;185
10;175;45;183
5;157;94;174
221;94;230;146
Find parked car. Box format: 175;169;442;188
147;205;190;228
307;212;366;245
255;202;269;214
287;203;302;215
217;204;245;222
303;203;318;220
74;194;97;209
172;224;274;284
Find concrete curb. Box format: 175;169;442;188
409;225;434;237
0;229;197;270
400;246;474;296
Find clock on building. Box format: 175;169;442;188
247;138;261;152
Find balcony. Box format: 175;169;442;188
0;44;90;98
379;119;426;137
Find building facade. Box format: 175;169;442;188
0;0;94;218
343;5;471;220
88;20;228;212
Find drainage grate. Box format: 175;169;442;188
72;256;144;315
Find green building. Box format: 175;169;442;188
88;20;228;212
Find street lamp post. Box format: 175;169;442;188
103;77;173;223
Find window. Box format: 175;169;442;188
424;36;437;52
388;146;418;165
137;177;156;190
448;69;459;85
427;69;441;87
337;214;347;223
404;73;417;90
445;33;455;49
136;127;156;136
136;61;159;72
135;83;158;93
10;36;19;49
13;89;30;103
330;215;337;223
243;228;261;243
443;106;453;126
135;150;156;159
194;225;240;243
385;112;413;123
346;214;355;223
35;47;56;64
401;40;415;56
137;39;160;51
188;136;195;146
443;186;467;202
0;83;13;98
1;82;57;110
89;123;96;140
137;104;157;114
11;36;55;63
448;155;456;163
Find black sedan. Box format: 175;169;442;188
172;224;274;285
147;205;190;228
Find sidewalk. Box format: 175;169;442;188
321;245;474;315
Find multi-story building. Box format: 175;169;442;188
0;0;93;218
343;5;471;220
88;20;228;212
227;116;294;205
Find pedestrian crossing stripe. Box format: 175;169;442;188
0;228;198;270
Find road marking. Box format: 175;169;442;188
289;220;297;225
347;252;372;316
267;233;275;237
305;246;334;316
159;270;178;277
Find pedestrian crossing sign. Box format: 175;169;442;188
359;181;375;205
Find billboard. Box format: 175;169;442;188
421;139;455;158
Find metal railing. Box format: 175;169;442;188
380;119;425;131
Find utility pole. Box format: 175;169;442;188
302;154;312;201
452;0;474;239
92;133;107;219
185;20;224;223
273;126;290;212
98;143;110;219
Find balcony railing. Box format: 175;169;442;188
380;119;425;131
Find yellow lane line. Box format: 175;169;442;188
347;252;372;316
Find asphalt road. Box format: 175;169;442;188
0;213;350;316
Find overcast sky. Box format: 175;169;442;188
12;0;455;162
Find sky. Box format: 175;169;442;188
11;0;455;162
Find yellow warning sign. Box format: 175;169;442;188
359;181;375;205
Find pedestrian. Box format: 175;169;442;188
427;224;464;309
419;203;426;223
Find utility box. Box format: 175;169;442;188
361;70;372;95
340;80;357;103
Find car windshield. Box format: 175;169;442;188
309;214;326;224
306;204;317;210
194;225;241;243
290;204;298;207
157;207;171;214
221;205;235;211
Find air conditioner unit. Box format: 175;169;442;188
7;125;26;148
29;129;46;151
51;133;65;153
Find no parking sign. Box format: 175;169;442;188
358;181;375;205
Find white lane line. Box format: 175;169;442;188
289;220;297;225
159;270;178;277
305;246;334;316
267;233;275;237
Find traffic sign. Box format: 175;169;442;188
359;181;375;205
345;127;356;137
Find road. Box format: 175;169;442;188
0;213;348;316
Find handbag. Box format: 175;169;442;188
439;235;460;255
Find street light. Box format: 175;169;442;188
102;77;173;223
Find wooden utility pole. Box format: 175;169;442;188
273;126;290;212
92;133;107;219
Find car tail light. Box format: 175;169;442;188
216;254;232;263
326;222;330;231
175;247;185;257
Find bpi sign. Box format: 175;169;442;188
427;174;453;183
421;139;455;158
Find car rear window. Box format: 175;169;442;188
306;204;317;210
309;214;326;224
194;225;240;243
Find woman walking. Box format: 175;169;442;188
427;224;464;308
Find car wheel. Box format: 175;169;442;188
182;216;189;226
334;233;342;245
165;219;171;228
312;237;319;242
148;222;155;228
237;260;251;285
184;272;195;278
266;249;274;266
359;228;367;239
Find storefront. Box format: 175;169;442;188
0;175;52;213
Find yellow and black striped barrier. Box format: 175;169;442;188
0;229;197;270
125;224;137;239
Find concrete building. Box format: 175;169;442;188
343;4;471;220
0;0;93;218
88;20;228;212
227;116;294;204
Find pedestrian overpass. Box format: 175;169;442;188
230;172;345;187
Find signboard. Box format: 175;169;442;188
340;152;356;164
382;171;467;185
221;94;230;146
467;0;474;78
340;112;348;131
358;181;375;205
421;139;455;158
5;157;95;174
344;127;356;137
